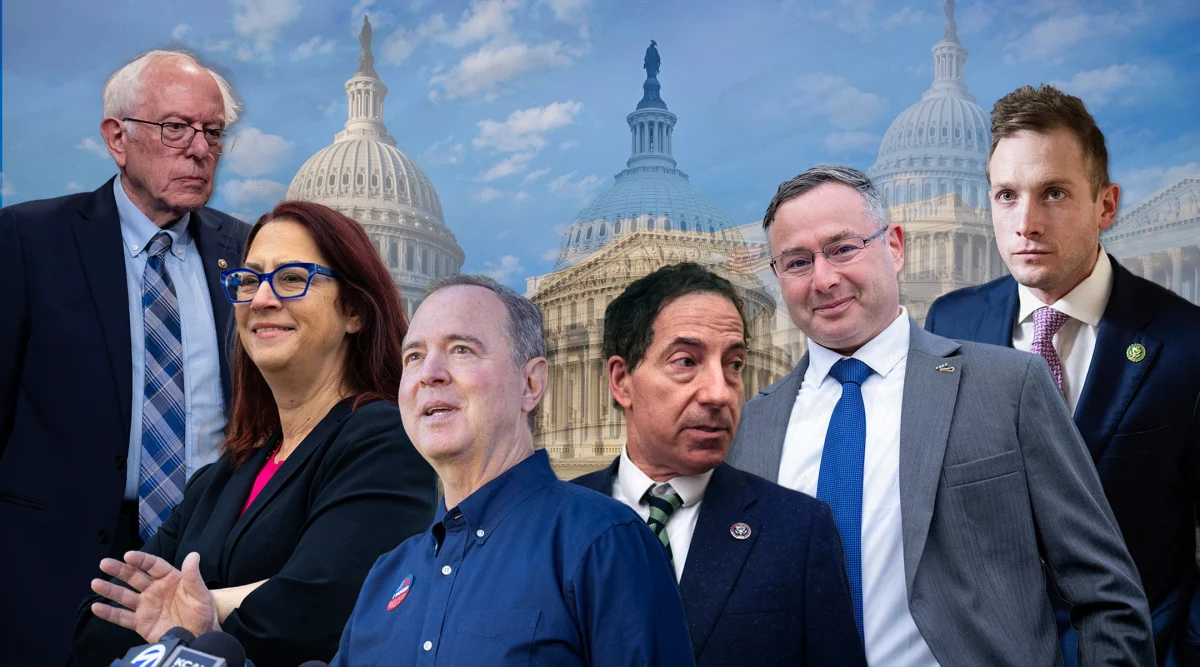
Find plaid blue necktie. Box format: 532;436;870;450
816;357;872;643
138;231;186;541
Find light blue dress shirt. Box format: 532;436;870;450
115;176;227;500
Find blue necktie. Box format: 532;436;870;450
816;357;871;643
138;231;186;541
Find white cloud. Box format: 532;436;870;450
350;0;375;21
435;0;522;48
77;137;110;160
431;41;574;101
548;171;604;201
496;229;512;239
291;35;336;61
480;152;535;181
524;168;550;184
540;247;560;262
792;74;884;130
474;101;583;152
884;6;930;29
559;139;579;150
825;131;880;153
318;100;341;116
812;0;877;35
232;0;302;57
224;127;294;177
538;0;592;24
958;1;994;34
65;181;85;192
0;173;14;199
479;254;525;283
204;38;233;52
1050;64;1141;107
1117;162;1200;208
473;187;504;202
171;23;191;41
421;136;467;165
513;190;529;202
220;179;288;209
1006;11;1141;64
381;14;447;65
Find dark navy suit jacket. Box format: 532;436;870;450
926;254;1200;665
0;178;248;665
572;459;866;667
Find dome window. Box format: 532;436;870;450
371;174;379;188
967;129;973;140
679;221;688;232
356;173;364;187
586;228;593;240
941;127;948;138
342;173;350;186
954;128;961;139
614;220;622;234
598;224;606;237
328;174;336;186
907;129;913;139
386;176;394;191
306;179;312;190
918;127;924;137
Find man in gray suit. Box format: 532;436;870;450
726;164;1153;665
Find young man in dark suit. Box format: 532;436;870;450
0;50;249;664
572;262;866;666
925;85;1200;666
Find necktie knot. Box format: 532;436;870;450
829;357;871;387
1032;306;1070;341
147;231;174;258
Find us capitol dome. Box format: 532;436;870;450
287;16;464;317
554;41;738;267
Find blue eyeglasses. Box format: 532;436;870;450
221;262;338;303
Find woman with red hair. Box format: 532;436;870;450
74;201;437;666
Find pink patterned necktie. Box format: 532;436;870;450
1031;306;1071;392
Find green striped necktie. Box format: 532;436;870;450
643;485;684;565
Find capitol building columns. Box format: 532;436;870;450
1103;175;1200;304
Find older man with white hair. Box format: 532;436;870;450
0;49;248;664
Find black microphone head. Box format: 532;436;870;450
297;662;330;667
190;631;247;667
160;626;197;644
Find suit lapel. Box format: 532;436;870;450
1074;256;1160;461
192;209;240;404
899;325;962;594
72;178;133;428
198;445;271;584
678;464;757;657
744;359;807;482
975;277;1019;347
221;399;354;565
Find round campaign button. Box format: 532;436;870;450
387;574;413;611
730;522;751;540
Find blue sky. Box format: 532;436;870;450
3;0;1199;289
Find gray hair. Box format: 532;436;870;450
762;164;889;232
103;50;242;132
425;274;547;430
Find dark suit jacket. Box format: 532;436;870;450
73;399;438;667
572;459;866;667
926;253;1200;665
0;178;248;665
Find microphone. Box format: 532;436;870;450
112;627;196;667
160;630;248;667
297;662;330;667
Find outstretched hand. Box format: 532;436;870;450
90;551;219;642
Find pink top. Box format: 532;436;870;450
240;448;286;517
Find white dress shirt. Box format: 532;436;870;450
612;445;713;583
778;308;939;666
1012;245;1113;415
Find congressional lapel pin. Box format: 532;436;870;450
935;362;955;373
730;522;751;540
386;573;413;611
1126;343;1146;363
218;258;228;269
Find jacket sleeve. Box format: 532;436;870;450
1019;355;1156;665
71;463;214;667
0;206;28;458
1171;390;1200;665
219;403;437;667
571;521;696;667
802;500;867;666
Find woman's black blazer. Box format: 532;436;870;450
73;398;437;667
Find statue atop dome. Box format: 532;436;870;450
357;15;377;78
643;40;660;79
942;0;959;41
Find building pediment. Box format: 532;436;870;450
1104;176;1200;240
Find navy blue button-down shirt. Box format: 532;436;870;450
332;449;695;667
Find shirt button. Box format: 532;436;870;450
476;529;485;538
132;245;139;251
441;565;452;575
423;641;433;651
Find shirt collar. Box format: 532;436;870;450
433;448;558;548
114;175;192;260
807;307;910;383
617;445;713;509
1016;245;1112;328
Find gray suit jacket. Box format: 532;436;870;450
727;323;1154;666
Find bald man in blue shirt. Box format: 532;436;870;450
332;275;693;667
